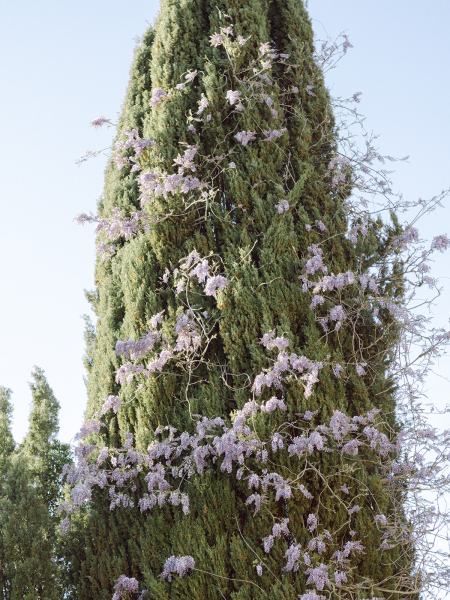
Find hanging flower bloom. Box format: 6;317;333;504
332;363;344;378
431;234;450;252
210;32;225;47
112;575;139;600
150;87;167;108
91;116;111;128
342;34;353;53
160;555;195;581
284;543;301;572
307;513;318;532
184;69;198;83
204;275;229;297
226;90;241;106
234;130;257;146
237;34;250;46
197;93;209;115
101;395;121;415
306;563;329;591
276;199;290;214
263;128;287;141
355;363;367;377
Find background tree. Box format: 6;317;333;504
21;367;71;516
0;387;15;598
0;371;70;599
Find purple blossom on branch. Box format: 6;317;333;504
355;363;367;377
160;555;195;581
283;543;301;572
210;32;225;47
150;87;167;108
116;328;161;361
263;128;287;141
334;570;348;586
91;116;112;128
298;593;326;600
306;563;329;591
234;130;257;146
226;90;241;106
112;575;139;600
101;395;121;415
75;419;101;440
204;275;229;297
260;331;289;352
276;199;290;214
304;245;327;276
342;34;354;53
307;513;318;532
197;93;209;115
431;234;450;252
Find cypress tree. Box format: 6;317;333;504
0;388;15;480
0;388;15;598
0;453;59;600
21;367;71;516
74;1;410;598
0;372;70;599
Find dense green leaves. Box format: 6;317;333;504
0;372;70;599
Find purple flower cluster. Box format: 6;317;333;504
276;199;290;214
113;129;155;172
431;233;450;252
263;128;287;141
91;116;112;128
101;395;121;415
226;89;242;107
306;563;329;591
112;575;139;600
139;170;201;203
234;130;257;146
150;87;167;108
253;335;323;399
116;329;161;361
177;250;229;299
160;555;195;581
76;209;145;243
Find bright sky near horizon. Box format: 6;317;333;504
0;0;449;445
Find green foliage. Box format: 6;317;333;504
0;454;59;600
22;367;71;514
0;387;15;598
0;388;15;481
0;371;70;599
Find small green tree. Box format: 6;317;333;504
0;453;59;600
0;371;70;599
0;387;15;598
21;367;71;516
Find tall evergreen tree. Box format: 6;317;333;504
0;387;15;598
73;1;410;597
22;367;71;516
0;372;70;599
0;388;15;466
0;453;59;600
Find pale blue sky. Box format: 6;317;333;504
0;0;449;443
